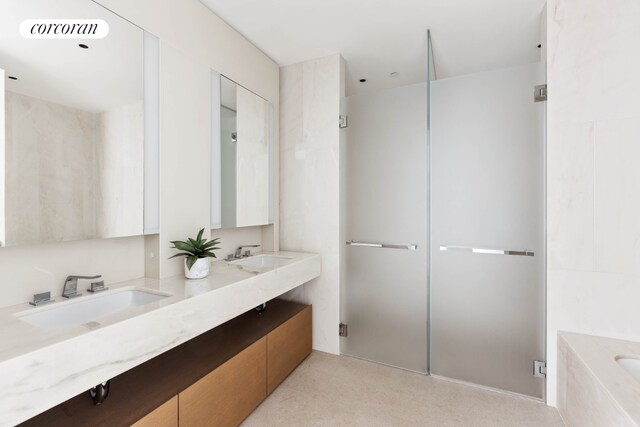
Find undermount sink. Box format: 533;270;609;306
231;254;293;269
617;356;640;383
15;287;171;331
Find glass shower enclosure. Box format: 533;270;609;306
339;82;429;373
340;29;546;399
429;61;546;398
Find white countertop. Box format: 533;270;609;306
0;251;321;426
559;331;640;425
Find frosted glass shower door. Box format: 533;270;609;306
430;63;545;398
341;84;428;373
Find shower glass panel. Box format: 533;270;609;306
340;82;428;373
429;62;546;398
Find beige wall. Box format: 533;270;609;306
546;0;640;405
279;54;344;354
157;44;212;277
0;0;279;304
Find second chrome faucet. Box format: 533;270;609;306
62;275;102;299
228;244;260;261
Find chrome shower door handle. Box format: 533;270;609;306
346;240;418;250
439;245;534;257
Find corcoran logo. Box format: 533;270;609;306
20;19;109;39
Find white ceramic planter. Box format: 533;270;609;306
184;258;210;279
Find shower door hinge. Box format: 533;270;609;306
534;84;547;102
339;323;348;337
533;360;547;378
339;115;348;128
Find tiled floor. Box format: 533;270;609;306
243;351;564;427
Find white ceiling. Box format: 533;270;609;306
200;0;546;95
0;0;142;113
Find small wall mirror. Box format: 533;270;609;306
0;0;146;247
220;75;273;228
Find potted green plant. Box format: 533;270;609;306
169;228;221;279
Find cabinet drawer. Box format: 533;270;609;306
131;396;178;427
179;337;267;427
267;305;312;394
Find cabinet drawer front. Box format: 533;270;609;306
267;305;312;394
179;337;267;427
132;396;178;427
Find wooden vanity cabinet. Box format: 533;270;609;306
177;305;312;426
179;337;267;427
20;299;311;427
267;305;312;394
132;396;178;427
177;306;313;426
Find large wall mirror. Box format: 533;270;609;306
0;0;150;247
219;76;273;228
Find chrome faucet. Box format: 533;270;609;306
63;275;101;299
234;245;260;259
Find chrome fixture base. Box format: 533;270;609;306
63;292;82;299
29;292;54;307
87;280;108;293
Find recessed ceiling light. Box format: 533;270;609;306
359;78;367;83
78;43;89;49
390;72;399;78
8;76;17;80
